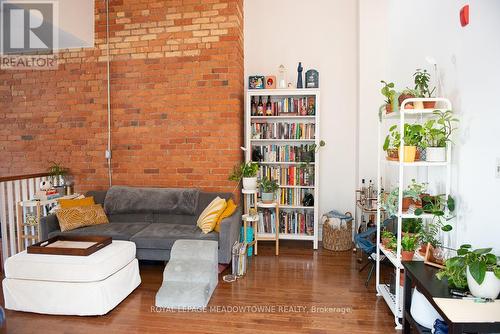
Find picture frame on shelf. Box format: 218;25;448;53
265;76;276;89
305;69;319;88
249;76;265;89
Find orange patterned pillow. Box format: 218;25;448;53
56;204;109;232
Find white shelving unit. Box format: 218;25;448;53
245;89;320;249
375;98;453;329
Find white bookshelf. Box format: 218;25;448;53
245;89;320;249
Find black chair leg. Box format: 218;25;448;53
359;259;371;272
365;262;375;287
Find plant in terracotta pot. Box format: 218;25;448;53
413;68;436;109
381;230;395;247
402;218;422;237
398;88;419;109
401;234;418;261
437;245;500;298
402;179;426;211
259;177;279;204
417;224;441;256
386;239;397;251
229;162;259;190
383;125;400;161
423;110;459;162
380;80;396;114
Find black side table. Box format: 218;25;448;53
402;261;500;334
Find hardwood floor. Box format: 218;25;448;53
1;241;398;334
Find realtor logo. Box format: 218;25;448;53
1;0;58;69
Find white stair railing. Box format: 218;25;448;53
0;173;49;267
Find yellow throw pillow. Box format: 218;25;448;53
214;199;237;232
59;196;95;209
56;204;109;232
197;197;227;234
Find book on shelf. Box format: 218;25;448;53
252;144;316;162
279;210;314;235
279;188;313;206
251;122;315;140
258;165;314;187
258;209;276;234
250;96;316;116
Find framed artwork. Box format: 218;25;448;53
305;69;319;88
249;76;265;89
265;76;276;89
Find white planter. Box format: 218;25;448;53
425;147;446;162
467;267;500;299
242;177;257;190
411;288;443;329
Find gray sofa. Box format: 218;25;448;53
39;186;241;264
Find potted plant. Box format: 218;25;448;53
415;194;455;233
402;179;426;211
402;218;422;237
259;177;279;203
437;245;500;298
383;125;400;161
47;161;68;188
386;238;397;251
402;123;424;162
401;234;418;261
398;88;419;109
423;110;459;162
417;225;441;256
229;162;259;190
413;69;436;109
381;80;396;114
381;230;394;247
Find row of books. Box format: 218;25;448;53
257;209;314;235
270;97;314;115
252;144;315;162
251;122;315;140
280;188;313;206
258;166;314;186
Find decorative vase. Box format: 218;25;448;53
401;250;415;262
261;192;274;204
242;177;257;191
426;147;446;162
416;147;426;161
466;267;500;299
403;146;417;162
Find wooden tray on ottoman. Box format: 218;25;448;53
27;235;112;256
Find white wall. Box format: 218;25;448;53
244;0;359;223
359;0;500;252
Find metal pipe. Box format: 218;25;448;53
105;0;112;187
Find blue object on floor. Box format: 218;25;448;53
433;319;449;334
240;226;254;256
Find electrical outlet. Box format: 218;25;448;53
497;158;500;179
105;150;112;159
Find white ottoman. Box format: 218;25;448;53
156;240;218;309
2;240;141;316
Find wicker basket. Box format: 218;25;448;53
322;212;353;251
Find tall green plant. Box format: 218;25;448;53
380;80;396;105
413;69;436;98
423;110;459;148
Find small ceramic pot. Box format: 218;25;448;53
426;147;446;162
423;101;436;109
385;103;393;114
401;250;415;262
261;192;274;203
403;146;417;162
242;177;257;190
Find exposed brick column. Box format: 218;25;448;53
0;0;244;194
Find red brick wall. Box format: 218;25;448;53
0;0;244;193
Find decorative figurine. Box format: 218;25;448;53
278;65;287;89
287;82;293;88
249;76;265;89
265;76;276;89
305;69;319;88
297;62;303;88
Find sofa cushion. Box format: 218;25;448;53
130;224;218;250
49;222;150;240
108;213;154;224
56;204;109;232
195;192;232;216
104;186;200;215
155;214;197;225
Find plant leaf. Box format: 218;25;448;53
447;196;455;212
414;208;423;216
469;262;486;285
457;248;469;256
485;254;497;265
474;248;493;255
494;267;500;280
441;224;452;232
460;244;472;249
